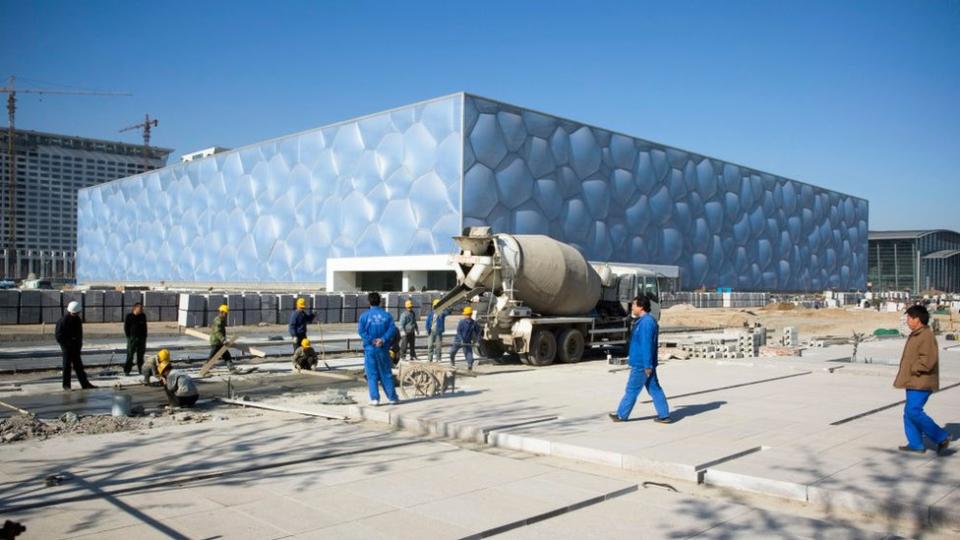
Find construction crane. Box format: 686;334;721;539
119;114;159;170
0;75;130;277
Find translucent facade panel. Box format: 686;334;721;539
78;96;462;284
462;95;868;291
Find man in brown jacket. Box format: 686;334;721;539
894;305;951;455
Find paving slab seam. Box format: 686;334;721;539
460;483;640;539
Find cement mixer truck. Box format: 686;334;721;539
435;227;668;366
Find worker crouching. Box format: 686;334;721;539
292;339;319;371
157;349;199;408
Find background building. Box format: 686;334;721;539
77;93;868;292
868;230;960;293
1;129;171;280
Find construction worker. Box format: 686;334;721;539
209;304;234;372
123;302;148;376
449;306;479;370
288;297;316;353
292;338;319;371
141;349;166;385
157;352;199;408
358;292;400;406
609;295;672;423
398;299;419;361
425;299;450;362
55;301;96;390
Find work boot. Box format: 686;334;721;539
368;400;380;407
654;417;673;424
81;384;97;390
608;413;624;423
937;437;953;456
898;445;925;454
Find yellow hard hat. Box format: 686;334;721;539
463;306;473;316
405;300;413;308
296;298;306;309
432;299;440;306
219;304;229;313
158;349;170;363
301;338;311;348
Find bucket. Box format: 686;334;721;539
111;394;132;417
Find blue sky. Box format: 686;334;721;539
2;0;958;230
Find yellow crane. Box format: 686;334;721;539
0;75;130;276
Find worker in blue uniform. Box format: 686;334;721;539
358;292;400;406
449;306;479;370
610;295;672;423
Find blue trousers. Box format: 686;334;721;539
616;366;670;420
449;341;473;368
364;352;398;402
903;389;948;450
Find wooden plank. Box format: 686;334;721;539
218;397;346;420
198;338;237;377
183;328;210;341
184;328;265;358
0;399;31;416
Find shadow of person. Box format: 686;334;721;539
944;423;960;439
629;400;727;423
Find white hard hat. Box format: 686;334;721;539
67;301;81;314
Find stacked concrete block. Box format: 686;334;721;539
177;293;206;327
341;293;358;323
384;293;401;319
0;290;19;324
142;291;164;322
737;331;762;357
104;291;124;323
123;290;143;311
205;293;227;325
780;327;799;347
38;290;63;323
260;293;278;324
325;294;342;324
313;294;329;324
160;293;180;321
243;293;261;325
226;294;244;326
277;294;295;325
83;290;105;323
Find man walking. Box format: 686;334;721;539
288;297;316;353
398;299;419;361
610;296;671;423
55;301;96;390
123;302;148;376
449;306;479;370
209;304;234;372
358;292;400;406
895;305;951;455
425;299;450;362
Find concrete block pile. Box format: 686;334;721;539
177;293;206;327
780;326;799;347
0;290;20;324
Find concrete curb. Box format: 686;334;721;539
352;403;960;529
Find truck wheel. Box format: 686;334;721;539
557;329;585;363
478;339;505;360
528;330;557;366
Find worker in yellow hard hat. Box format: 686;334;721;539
425;298;451;362
397;299;419;361
209;303;235;372
288;297;317;353
449;306;480;370
157;350;199;408
292;338;319;371
141;348;169;385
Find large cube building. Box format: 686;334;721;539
77;93;868;291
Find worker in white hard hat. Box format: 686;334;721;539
209;304;235;372
55;301;96;390
288;297;316;353
397;299;419;361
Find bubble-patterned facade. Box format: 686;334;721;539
78;93;868;291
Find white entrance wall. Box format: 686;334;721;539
326;255;453;292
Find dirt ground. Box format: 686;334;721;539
660;304;958;337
